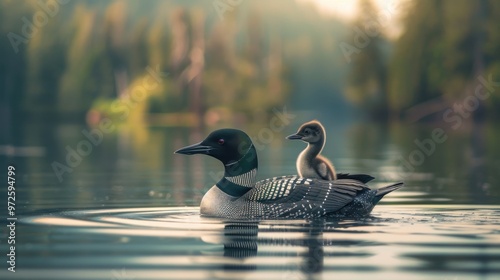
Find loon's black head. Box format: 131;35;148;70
286;120;325;144
175;129;258;173
175;129;258;196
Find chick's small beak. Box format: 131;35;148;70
174;142;213;155
286;133;303;140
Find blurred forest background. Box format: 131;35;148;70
1;0;500;209
1;0;500;126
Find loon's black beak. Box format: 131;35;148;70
174;142;214;155
286;133;303;140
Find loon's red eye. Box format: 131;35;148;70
217;139;225;145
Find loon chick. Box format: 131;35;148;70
175;128;403;219
286;120;337;180
287;120;373;183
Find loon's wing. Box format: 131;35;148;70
245;176;369;216
245;175;305;202
337;173;375;184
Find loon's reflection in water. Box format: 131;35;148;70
14;207;500;280
217;218;375;277
222;223;259;271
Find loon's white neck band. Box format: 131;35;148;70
224;168;257;188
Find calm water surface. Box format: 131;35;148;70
1;117;499;279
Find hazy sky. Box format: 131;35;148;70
299;0;406;37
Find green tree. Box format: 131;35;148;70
344;0;389;119
389;0;500;119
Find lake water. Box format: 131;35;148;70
1;116;499;279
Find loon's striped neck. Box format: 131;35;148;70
217;144;258;197
217;168;257;197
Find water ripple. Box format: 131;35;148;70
11;205;500;280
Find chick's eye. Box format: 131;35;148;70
304;130;310;135
217;139;225;145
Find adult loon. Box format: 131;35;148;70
175;128;403;219
287;120;372;183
